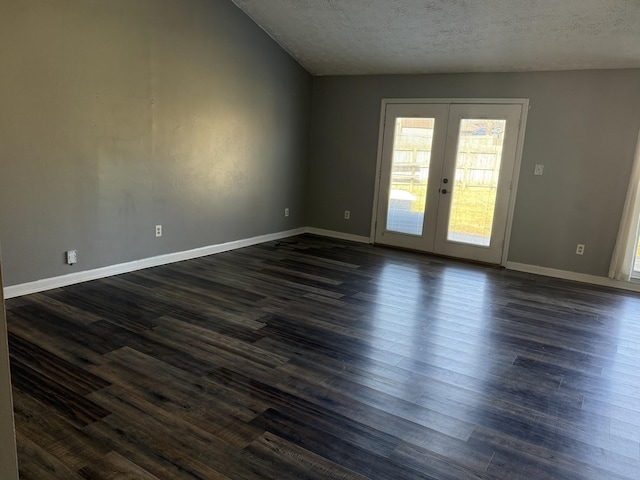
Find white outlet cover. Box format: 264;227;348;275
534;164;544;176
66;250;77;265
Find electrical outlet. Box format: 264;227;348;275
66;250;77;265
534;164;544;176
155;225;162;237
344;210;350;220
576;244;585;255
285;208;290;217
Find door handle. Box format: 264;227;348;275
441;189;448;194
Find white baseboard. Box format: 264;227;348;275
4;228;306;299
304;227;371;244
506;262;640;293
14;231;635;299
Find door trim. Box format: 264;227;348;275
370;98;530;267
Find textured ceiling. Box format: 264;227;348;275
230;0;640;76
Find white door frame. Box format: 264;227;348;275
370;98;529;267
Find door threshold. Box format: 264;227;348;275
373;242;504;269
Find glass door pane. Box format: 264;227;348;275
377;102;524;264
386;118;434;235
446;119;507;247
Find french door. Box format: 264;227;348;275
373;100;526;264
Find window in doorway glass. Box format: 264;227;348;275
385;117;434;235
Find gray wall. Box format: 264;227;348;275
307;70;640;276
0;0;312;286
2;0;639;284
0;251;19;480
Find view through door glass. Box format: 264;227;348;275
446;119;507;247
386;117;434;235
375;101;523;264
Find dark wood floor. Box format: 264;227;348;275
6;234;640;479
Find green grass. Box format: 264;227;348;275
394;184;497;237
